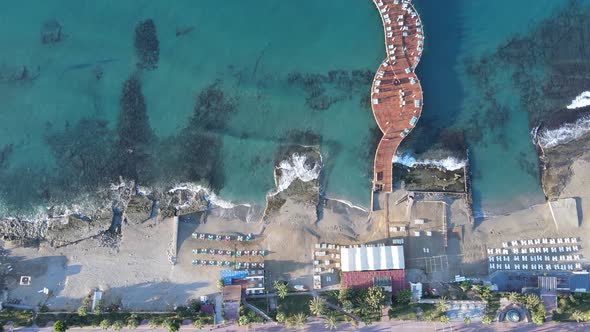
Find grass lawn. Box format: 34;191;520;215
280;295;313;316
389;303;440;321
0;308;34;327
248;298;271;315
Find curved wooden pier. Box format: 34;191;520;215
371;0;424;193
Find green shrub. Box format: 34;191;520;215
77;306;88;317
53;320;67;332
163;318;180;332
111;320;123;330
148;318;160;328
237;316;250;326
99;319;112;330
395;289;412;305
93;300;104;315
127;317;139;329
192;318;203;329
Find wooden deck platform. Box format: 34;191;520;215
371;0;424;193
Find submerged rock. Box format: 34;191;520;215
41;19;62;44
134;19;160;70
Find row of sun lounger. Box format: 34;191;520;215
192;249;267;257
315;243;341;250
490;263;582;271
501;238;578;248
191;260;265;269
488;246;580;255
191;233;253;241
489;254;582;263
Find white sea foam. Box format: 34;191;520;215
393;153;466;171
326;197;368;212
566;91;590;109
273;153;321;194
535;116;590;148
168;183;249;209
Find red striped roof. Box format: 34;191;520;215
341;270;406;293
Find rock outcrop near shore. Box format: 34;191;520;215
263;146;322;221
0;179;209;246
538;131;590;199
462;2;590;200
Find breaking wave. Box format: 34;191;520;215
168;183;245;209
326;197;368;212
566;91;590;110
535;116;590;149
273;153;321;194
393;153;466;171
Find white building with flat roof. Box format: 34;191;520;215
340;245;405;272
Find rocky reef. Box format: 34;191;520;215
134;19;160;70
263;146;322;221
536;122;590;199
393;129;468;192
462;2;590;199
114;74;155;181
0;179;212;246
286;69;373;111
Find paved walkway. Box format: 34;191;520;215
371;0;424;193
12;321;590;332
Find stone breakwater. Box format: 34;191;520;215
370;0;424;193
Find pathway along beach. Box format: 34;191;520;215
371;0;424;194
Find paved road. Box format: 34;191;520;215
10;320;590;332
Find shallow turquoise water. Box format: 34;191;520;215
0;0;585;216
0;0;382;213
413;0;580;215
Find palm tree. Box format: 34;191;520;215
508;292;520;303
324;315;338;330
309;297;326;316
525;294;541;308
293;313;308;329
274;280;288;300
572;310;585;323
436;299;448;314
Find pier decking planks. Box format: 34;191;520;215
371;0;424;193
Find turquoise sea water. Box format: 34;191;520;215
0;0;382;214
0;0;586;217
413;0;588;215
